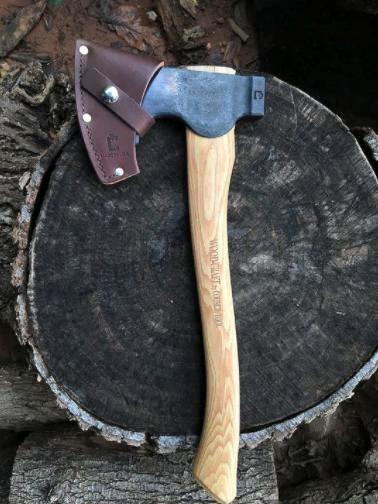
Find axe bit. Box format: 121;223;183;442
75;40;265;504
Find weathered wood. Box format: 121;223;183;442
22;74;378;445
0;323;23;362
0;59;74;342
8;426;278;503
350;368;378;443
0;431;21;504
0;363;67;430
274;400;370;490
275;364;378;494
280;445;378;503
0;67;49;329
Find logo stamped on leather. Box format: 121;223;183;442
103;133;127;159
106;133;119;153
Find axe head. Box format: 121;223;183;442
143;68;265;138
75;40;265;185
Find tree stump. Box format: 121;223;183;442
16;74;378;450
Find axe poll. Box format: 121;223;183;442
75;40;265;504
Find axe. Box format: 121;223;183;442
75;40;265;504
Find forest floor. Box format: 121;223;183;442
0;0;259;78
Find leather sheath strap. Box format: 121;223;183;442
75;39;164;185
81;67;155;137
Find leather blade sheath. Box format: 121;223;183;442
75;39;265;185
75;39;163;185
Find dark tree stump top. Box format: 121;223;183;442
26;76;378;437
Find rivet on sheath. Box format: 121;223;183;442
79;45;89;55
101;85;119;104
82;113;92;123
115;167;124;177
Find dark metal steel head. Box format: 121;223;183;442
142;67;265;138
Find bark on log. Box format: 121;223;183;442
9;427;278;503
0;363;67;431
353;128;378;170
0;65;49;329
0;58;74;359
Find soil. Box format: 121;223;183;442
0;0;259;78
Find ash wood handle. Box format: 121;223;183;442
186;66;240;504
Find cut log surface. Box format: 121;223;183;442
8;427;278;504
25;75;378;438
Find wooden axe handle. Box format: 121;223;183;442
186;66;240;504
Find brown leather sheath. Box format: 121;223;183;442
75;40;164;185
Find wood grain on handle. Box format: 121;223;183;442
186;66;240;504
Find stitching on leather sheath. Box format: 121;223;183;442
79;53;110;181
